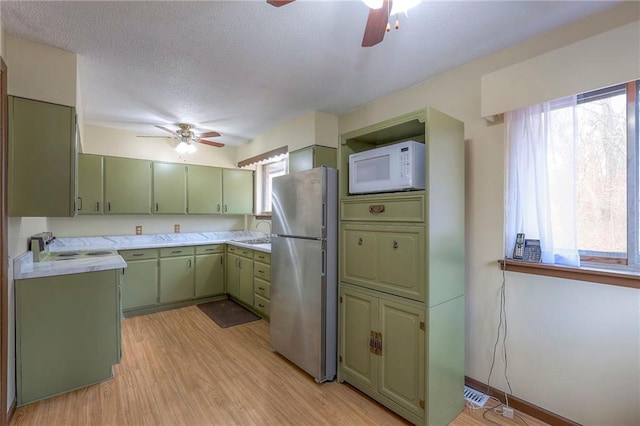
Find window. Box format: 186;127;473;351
505;80;639;270
259;158;288;215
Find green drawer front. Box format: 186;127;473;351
253;251;271;263
120;249;158;261
254;263;271;281
226;244;252;257
254;294;270;317
159;246;195;258
254;278;271;299
195;244;224;255
341;194;425;223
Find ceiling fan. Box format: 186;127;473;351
139;123;225;153
267;0;398;47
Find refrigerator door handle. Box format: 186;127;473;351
321;202;327;233
321;249;326;277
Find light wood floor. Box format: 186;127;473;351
11;306;547;426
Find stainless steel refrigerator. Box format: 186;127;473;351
270;166;337;383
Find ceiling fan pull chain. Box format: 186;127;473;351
395;16;400;30
386;22;391;32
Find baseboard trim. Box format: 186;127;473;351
7;397;16;425
464;376;581;426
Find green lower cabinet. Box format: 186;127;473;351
159;248;195;303
122;258;158;310
238;256;254;306
226;253;240;299
195;252;225;297
340;284;425;421
16;270;120;406
226;246;254;306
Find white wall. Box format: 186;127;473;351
338;4;640;425
236;110;339;163
6;35;77;106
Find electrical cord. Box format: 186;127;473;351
487;256;514;406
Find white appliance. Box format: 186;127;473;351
348;140;425;194
270;167;337;383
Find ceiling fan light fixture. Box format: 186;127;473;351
175;141;189;154
186;143;197;154
390;0;420;16
362;0;384;9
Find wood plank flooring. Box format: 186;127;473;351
11;305;547;426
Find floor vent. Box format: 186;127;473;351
464;386;490;407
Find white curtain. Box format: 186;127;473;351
505;96;581;266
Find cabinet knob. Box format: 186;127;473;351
358;238;363;246
393;240;399;249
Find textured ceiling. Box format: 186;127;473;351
1;1;619;146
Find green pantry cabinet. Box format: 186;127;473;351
121;244;226;315
8;96;77;217
15;270;121;406
77;154;253;216
338;108;465;425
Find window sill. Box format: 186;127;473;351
498;259;640;290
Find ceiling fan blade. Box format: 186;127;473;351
362;0;391;47
198;139;225;148
155;125;177;135
137;135;172;139
197;131;221;138
267;0;295;7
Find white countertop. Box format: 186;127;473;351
14;231;271;280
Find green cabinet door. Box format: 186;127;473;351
104;156;151;214
378;298;425;417
16;270;119;406
187;165;222;214
77;154;103;215
226;253;240;298
195;253;225;297
340;286;378;391
222;169;253;215
289;145;336;174
122;259;158;310
238;255;254;306
159;256;194;303
340;224;425;302
153;162;186;214
8;96;77;217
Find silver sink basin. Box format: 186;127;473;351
235;238;271;245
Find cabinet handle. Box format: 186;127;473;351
258;303;265;308
238;259;242;269
220;256;224;264
155;203;159;212
258;270;264;274
369;331;376;354
258;286;265;291
77;197;83;211
369;204;385;215
393;240;398;249
107;202;111;212
224;205;228;213
187;259;192;268
96;201;100;212
171;250;182;254
377;332;383;355
217;204;221;212
132;253;144;257
358;238;363;246
205;248;215;251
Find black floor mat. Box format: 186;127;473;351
197;299;260;328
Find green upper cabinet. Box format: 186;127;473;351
77;154;103;215
104;156;151;214
222;169;253;215
153;162;186;214
8;96;77;217
288;145;336;174
187;165;222;214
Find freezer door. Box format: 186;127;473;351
270;236;336;382
272;167;328;239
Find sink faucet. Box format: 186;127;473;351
256;220;272;238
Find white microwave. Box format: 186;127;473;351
349;141;425;195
